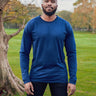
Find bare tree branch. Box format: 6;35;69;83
7;19;25;41
3;16;17;22
0;0;10;10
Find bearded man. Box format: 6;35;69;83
20;0;77;96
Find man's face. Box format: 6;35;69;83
41;0;58;16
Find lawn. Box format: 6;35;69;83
5;29;96;96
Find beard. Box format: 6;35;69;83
42;7;57;16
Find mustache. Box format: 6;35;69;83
46;6;53;9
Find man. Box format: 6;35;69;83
20;0;77;96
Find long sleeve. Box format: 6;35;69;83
19;22;32;84
64;22;77;85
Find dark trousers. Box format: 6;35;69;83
27;82;68;96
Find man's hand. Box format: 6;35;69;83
24;82;34;95
67;83;76;96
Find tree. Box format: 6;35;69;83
90;0;96;33
0;0;34;95
71;0;96;33
56;10;72;23
71;5;92;30
28;4;42;18
3;1;42;29
3;0;31;28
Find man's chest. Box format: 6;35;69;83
31;23;67;41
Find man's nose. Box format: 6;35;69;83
47;1;52;6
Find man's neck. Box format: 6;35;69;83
40;14;57;22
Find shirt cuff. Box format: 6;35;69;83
69;79;77;85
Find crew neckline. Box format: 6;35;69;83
39;15;58;23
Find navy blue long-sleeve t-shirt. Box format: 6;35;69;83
20;15;77;85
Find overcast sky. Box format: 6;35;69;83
20;0;77;12
34;0;77;12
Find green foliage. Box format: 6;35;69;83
27;4;42;18
56;10;72;23
3;0;42;28
5;29;96;96
71;0;96;33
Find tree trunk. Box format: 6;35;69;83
0;8;24;96
92;25;96;34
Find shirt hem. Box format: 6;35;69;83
30;79;68;83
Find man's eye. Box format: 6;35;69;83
44;0;48;2
44;0;56;3
51;0;55;3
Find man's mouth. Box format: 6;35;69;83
46;7;53;9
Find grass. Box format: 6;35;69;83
5;29;96;96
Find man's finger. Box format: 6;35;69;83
67;84;70;95
68;88;75;96
67;86;69;93
26;88;30;95
67;85;70;93
68;89;72;96
69;92;73;96
71;89;75;95
29;88;34;95
30;83;34;92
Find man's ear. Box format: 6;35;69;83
41;4;43;7
56;5;58;8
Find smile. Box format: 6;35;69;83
46;7;53;9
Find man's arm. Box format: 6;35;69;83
19;22;32;84
20;22;34;95
64;21;77;95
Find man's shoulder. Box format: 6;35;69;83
57;16;73;32
27;15;40;25
57;15;70;25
